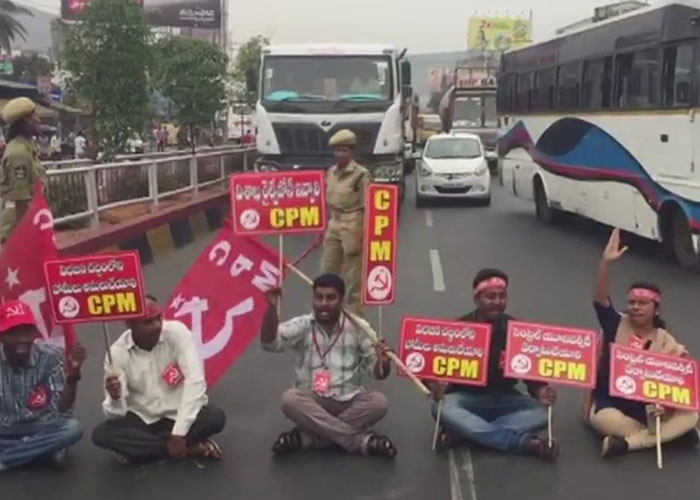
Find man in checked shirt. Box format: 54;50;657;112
260;273;396;458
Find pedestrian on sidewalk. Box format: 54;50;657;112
429;268;559;460
586;228;699;458
260;273;396;458
0;300;86;472
0;97;48;244
91;296;226;464
317;130;372;316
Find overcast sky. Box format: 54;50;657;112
25;0;661;53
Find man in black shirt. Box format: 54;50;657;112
430;269;558;460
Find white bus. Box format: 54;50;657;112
498;1;700;269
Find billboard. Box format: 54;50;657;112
61;0;220;29
467;17;532;52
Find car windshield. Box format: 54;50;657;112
425;137;481;159
262;55;393;102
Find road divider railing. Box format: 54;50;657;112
47;146;256;229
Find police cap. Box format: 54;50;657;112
2;97;36;126
328;129;356;148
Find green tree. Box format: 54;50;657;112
0;0;31;53
152;36;227;151
233;35;269;103
11;53;53;79
62;0;152;159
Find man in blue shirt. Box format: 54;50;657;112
0;300;86;471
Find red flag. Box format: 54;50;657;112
0;185;76;350
165;224;283;387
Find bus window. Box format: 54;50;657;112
557;62;581;110
614;49;660;109
533;68;555;112
582;57;612;109
662;44;693;107
515;73;533;113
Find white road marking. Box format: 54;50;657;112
448;448;479;500
425;210;434;227
449;449;464;500
429;249;445;292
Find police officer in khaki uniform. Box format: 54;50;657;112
320;129;371;314
0;97;46;243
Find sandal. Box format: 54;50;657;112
365;433;397;459
524;436;559;461
436;429;454;452
272;428;303;455
200;438;222;460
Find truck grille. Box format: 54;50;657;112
273;123;380;157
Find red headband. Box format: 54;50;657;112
628;288;660;303
474;277;507;296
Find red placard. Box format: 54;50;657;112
504;321;598;388
230;171;327;235
44;252;147;324
362;184;399;305
609;344;700;411
398;317;492;385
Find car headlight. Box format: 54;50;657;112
475;164;488;176
419;162;433;177
257;164;279;172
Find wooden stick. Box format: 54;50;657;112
378;305;384;338
547;405;553;447
278;234;284;316
656;414;663;469
432;399;444;452
285;261;430;397
102;322;113;366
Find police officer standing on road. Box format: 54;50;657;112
0;97;47;243
319;129;371;315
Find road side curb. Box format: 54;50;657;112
59;191;228;264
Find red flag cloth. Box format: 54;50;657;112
0;185;76;350
165;225;284;387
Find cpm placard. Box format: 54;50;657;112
362;184;399;305
609;344;700;411
504;321;598;388
398;317;492;385
230;171;327;235
44;252;147;324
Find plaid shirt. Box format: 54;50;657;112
263;314;377;400
0;343;67;428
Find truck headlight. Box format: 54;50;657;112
374;164;401;180
256;164;278;172
419;162;433;177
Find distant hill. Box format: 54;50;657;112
14;7;56;55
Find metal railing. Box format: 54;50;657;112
47;146;255;228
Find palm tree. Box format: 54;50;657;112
0;0;32;54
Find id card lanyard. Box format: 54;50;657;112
312;316;346;369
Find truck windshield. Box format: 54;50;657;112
453;94;498;128
262;55;393;104
425;137;482;159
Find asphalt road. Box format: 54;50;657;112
2;174;700;499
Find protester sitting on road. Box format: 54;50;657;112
587;228;699;459
260;273;396;458
92;296;225;464
429;268;559;460
0;300;86;471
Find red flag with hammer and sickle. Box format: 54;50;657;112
0;184;76;350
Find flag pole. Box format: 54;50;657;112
656;413;663;469
285;260;430;397
102;322;113;366
432;399;444;451
378;305;383;338
547;405;553;447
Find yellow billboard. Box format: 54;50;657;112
468;17;532;51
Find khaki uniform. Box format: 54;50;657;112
0;136;46;241
321;160;371;313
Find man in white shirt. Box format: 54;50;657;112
91;296;225;464
74;132;86;159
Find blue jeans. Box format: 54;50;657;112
0;419;83;470
432;391;546;453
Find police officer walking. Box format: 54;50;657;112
0;97;47;243
320;129;371;315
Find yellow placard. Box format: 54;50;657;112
468;17;532;51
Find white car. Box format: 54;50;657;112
415;132;491;207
